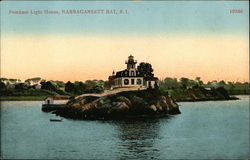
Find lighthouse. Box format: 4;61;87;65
108;55;158;88
125;54;137;70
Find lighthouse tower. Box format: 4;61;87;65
125;55;137;76
126;55;137;70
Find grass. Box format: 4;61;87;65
0;96;47;101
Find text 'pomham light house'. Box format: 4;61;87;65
108;55;159;89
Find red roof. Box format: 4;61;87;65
45;96;69;100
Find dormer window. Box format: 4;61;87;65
131;71;134;76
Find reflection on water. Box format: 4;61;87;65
111;118;172;160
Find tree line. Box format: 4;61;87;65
0;78;107;96
159;77;249;95
1;73;249;97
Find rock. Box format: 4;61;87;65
116;96;132;107
54;89;181;120
149;105;157;112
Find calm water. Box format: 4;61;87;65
1;96;249;159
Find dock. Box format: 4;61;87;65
42;104;66;112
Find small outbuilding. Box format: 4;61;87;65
42;96;69;112
144;77;159;88
43;96;69;105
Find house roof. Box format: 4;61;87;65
44;96;69;100
115;69;128;77
115;69;143;78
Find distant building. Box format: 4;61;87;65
44;97;55;105
44;96;69;105
108;55;158;89
34;84;42;89
7;84;15;89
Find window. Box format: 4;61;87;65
131;71;134;76
131;79;135;85
125;71;128;76
137;79;142;85
124;79;129;85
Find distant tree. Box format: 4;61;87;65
41;81;57;91
227;81;235;89
159;77;179;90
51;80;65;88
179;77;190;89
216;87;230;99
166;77;179;88
85;80;96;92
40;81;46;89
0;81;6;90
189;80;199;88
195;77;204;87
218;80;226;87
205;80;218;88
137;62;154;77
65;81;75;93
92;85;103;93
74;81;86;94
103;81;110;89
15;83;28;90
79;82;87;92
195;77;201;82
84;80;104;93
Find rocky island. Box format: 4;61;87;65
53;89;181;120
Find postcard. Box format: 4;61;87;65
0;1;249;159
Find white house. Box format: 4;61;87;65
44;96;69;105
44;97;54;105
108;55;158;89
35;84;42;89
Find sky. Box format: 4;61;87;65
1;1;249;82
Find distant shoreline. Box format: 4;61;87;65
0;96;48;101
176;96;239;102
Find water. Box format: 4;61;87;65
1;96;249;159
